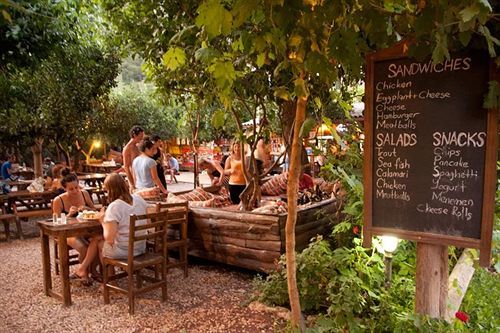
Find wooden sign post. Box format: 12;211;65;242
363;41;498;318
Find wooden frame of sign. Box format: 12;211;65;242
363;40;498;267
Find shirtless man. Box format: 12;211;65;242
122;125;144;192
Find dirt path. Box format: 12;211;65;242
0;237;285;332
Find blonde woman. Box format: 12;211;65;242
224;142;246;204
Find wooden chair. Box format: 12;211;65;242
154;202;189;277
102;211;169;315
0;195;18;241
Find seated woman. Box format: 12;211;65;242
224;142;246;204
97;173;150;260
52;171;96;272
132;136;168;195
164;154;180;184
198;157;226;187
45;165;67;194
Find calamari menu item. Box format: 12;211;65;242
370;50;489;239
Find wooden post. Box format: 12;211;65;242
415;242;448;318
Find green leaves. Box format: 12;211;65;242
483;81;499;109
294;77;309;98
162;47;186;70
459;4;481;22
231;0;259;28
208;61;236;93
194;47;221;65
211;109;226;129
196;0;232;39
432;28;450;63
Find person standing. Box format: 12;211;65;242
224;142;246;204
123;125;144;192
151;135;167;189
1;154;18;181
132;137;168;195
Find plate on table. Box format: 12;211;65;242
77;211;101;222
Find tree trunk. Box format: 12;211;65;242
285;96;307;331
31;138;44;178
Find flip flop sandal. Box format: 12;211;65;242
69;273;93;287
90;273;103;283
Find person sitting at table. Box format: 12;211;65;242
224;142;247;204
42;157;55;178
91;173;149;265
1;154;18;181
52;171;96;265
164;153;180;184
74;174;150;282
198;157;227;187
132;136;168;195
45;165;67;194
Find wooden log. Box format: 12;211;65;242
188;226;281;241
190;230;282;252
294;225;330;251
189;249;278;272
295;200;337;226
190;217;278;234
416;242;448;318
189;241;279;263
190;207;280;226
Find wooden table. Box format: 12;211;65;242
7;190;57;212
4;179;33;191
83;163;121;174
38;218;102;306
77;173;107;188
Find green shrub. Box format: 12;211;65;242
460;268;500;331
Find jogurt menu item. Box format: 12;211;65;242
366;48;493;240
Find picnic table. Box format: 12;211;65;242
38;218;102;306
83;163;121;174
4;179;33;191
77;173;107;188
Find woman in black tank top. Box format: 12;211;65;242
52;172;96;278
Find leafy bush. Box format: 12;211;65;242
460;268;500;331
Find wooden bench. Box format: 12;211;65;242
0;195;20;241
8;191;57;239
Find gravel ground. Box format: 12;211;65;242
0;228;286;332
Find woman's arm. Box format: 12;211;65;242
150;165;168;194
52;196;63;214
82;190;96;210
212;160;225;176
223;157;232;176
102;221;118;245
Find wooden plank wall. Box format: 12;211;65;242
188;198;339;272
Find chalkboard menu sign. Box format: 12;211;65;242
363;42;498;264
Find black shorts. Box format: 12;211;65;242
228;184;246;204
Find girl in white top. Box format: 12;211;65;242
99;173;149;259
132;136;168;194
76;174;151;281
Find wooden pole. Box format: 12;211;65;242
415;242;448;318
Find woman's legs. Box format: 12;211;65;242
67;237;88;263
74;236;102;278
228;184;246;204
